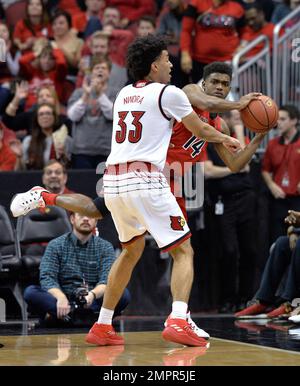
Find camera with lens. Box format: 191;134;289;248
70;286;89;309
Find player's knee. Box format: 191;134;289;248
170;239;193;261
123;237;145;261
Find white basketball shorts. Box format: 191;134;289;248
103;163;191;252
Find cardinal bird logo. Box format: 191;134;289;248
266;100;273;108
170;216;186;231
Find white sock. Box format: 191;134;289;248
170;301;188;320
97;307;114;325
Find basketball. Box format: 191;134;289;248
240;95;279;133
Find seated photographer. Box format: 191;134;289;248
235;210;300;319
23;212;131;325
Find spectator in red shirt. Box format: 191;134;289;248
106;0;155;29
19;39;68;108
180;0;245;82
72;0;105;38
237;4;275;59
0;123;17;171
13;0;50;53
262;105;300;243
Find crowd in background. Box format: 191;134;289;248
0;0;299;173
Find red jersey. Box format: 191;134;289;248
166;108;222;219
166;108;222;175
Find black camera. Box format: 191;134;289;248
70;286;89;309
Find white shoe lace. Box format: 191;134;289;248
187;313;210;339
164;314;210;339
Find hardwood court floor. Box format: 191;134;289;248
0;316;300;366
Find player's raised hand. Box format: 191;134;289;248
237;93;262;110
222;135;242;153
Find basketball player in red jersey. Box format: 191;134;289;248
167;61;266;218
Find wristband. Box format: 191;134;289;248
90;290;97;300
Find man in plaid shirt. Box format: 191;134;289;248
24;212;130;324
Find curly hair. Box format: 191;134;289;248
203;62;233;81
126;34;168;82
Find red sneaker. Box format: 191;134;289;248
234;300;268;318
85;323;124;346
162;317;209;347
266;303;292;319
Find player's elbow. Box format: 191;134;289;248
229;165;239;173
227;162;240;173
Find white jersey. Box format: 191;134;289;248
106;81;193;171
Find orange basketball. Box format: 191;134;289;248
240;95;279;133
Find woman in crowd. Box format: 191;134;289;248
18;38;67;107
22;103;72;169
0;22;21;113
51;9;84;75
13;0;50;53
3;84;72;138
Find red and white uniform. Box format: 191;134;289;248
104;81;193;251
166;108;222;218
167;108;222;173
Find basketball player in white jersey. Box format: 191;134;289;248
11;35;241;347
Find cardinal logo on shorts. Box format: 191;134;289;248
170;216;185;231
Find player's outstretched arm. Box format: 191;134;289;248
183;84;260;112
56;194;102;219
213;119;266;173
182;111;241;153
